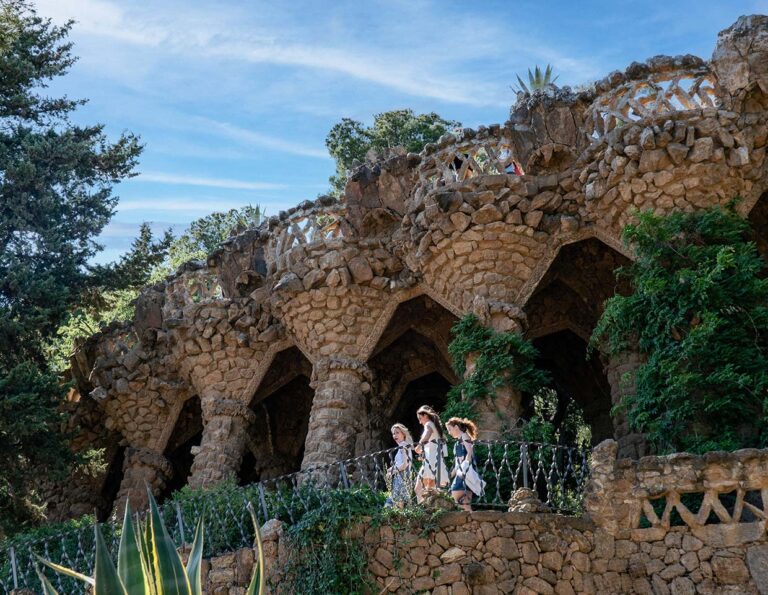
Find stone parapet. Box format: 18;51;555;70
202;507;768;594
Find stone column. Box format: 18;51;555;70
582;439;633;533
301;358;372;469
114;447;173;513
604;350;648;459
463;351;524;440
466;298;526;440
188;396;255;489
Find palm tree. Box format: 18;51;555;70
514;64;559;94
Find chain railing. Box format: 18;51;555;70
0;439;589;594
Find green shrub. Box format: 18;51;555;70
591;206;768;453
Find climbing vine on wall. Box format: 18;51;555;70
443;314;550;421
591;205;768;454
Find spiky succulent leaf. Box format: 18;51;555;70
147;489;192;594
118;502;149;595
515;74;529;94
94;522;128;595
34;564;61;595
186;518;205;595
35;555;95;586
246;502;266;595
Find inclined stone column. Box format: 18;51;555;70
188;395;256;489
114;447;173;513
604;350;648;459
301;357;372;469
464;298;527;440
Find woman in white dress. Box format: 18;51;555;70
413;405;449;502
385;423;413;508
445;417;486;511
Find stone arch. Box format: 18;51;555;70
517;228;632;308
159;395;203;500
364;294;460;451
524;237;633;443
360;286;463;361
239;346;314;483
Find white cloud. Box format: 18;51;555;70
200;119;330;159
135;172;286;191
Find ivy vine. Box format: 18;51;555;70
591;205;768;454
443;314;550;421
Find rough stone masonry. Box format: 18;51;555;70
43;15;768;532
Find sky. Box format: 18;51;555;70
33;0;768;263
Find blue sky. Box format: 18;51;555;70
35;0;767;263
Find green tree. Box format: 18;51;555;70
166;205;262;271
0;1;167;532
325;109;460;194
591;206;768;454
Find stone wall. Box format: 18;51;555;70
200;441;768;594
51;15;768;521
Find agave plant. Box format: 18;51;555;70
34;490;265;595
515;64;559;94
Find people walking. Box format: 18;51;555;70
445;417;486;511
413;405;449;502
385;423;413;508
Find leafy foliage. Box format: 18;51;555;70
0;1;168;532
521;388;592;449
325;109;460;194
514;64;559;94
165;205;262;272
591;206;768;453
443;314;551;423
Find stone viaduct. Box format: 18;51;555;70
49;16;768;520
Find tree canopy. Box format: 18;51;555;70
591;206;768;454
0;0;168;533
325;109;460;194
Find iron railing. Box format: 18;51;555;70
0;439;589;594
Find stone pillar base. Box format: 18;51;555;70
114;447;173;514
188;397;255;489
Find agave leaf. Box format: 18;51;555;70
147;488;192;595
119;502;149;595
94;522;128;595
516;75;529;94
139;515;160;595
35;555;95;586
245;502;266;595
34;564;61;595
186;517;205;595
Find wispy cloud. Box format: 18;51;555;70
200;119;329;159
135;172;286;191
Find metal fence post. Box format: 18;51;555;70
522;443;529;489
10;546;18;590
258;483;270;521
339;463;351;489
175;502;186;548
